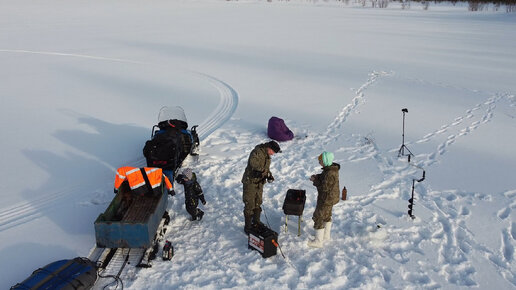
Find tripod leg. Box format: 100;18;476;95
298;216;301;236
398;145;404;157
285;215;288;233
405;145;414;156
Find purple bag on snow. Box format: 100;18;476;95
267;116;294;142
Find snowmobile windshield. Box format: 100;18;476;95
158;106;188;123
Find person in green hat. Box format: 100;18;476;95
241;141;281;234
308;151;340;248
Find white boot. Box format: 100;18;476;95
307;229;324;248
323;221;332;241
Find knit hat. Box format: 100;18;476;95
267;141;281;153
182;168;193;180
319;151;334;167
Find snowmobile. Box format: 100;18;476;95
143;106;200;176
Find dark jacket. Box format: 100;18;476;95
312;163;340;206
241;144;272;185
176;172;205;205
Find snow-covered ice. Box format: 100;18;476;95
1;0;515;289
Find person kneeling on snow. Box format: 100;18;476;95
175;168;206;221
308;151;340;248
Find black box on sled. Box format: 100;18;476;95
248;224;278;258
282;189;306;216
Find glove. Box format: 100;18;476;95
169;189;176;196
266;172;274;183
310;175;319;185
175;174;186;184
202;200;206;205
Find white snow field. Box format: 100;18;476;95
0;0;515;289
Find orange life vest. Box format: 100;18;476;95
115;166;172;195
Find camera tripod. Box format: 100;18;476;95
398;108;414;162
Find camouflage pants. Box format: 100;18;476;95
312;203;333;229
243;182;264;219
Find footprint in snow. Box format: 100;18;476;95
497;207;511;220
502;229;514;262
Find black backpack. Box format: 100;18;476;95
143;128;183;170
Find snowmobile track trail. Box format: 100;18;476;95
0;49;147;64
194;73;239;142
0;185;83;232
0;51;239;237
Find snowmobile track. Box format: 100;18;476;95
0;185;83;232
0;50;239;233
194;73;239;142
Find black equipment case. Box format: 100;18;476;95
282;189;306;236
282;189;306;216
248;224;278;258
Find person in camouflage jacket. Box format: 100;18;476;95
308;151;340;248
241;141;281;234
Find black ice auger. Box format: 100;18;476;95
408;166;426;219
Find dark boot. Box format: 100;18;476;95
253;210;265;228
244;214;253;234
197;210;204;221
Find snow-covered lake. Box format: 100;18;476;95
1;1;515;288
